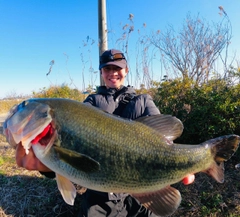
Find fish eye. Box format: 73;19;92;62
17;101;25;110
17;100;31;110
19;100;27;108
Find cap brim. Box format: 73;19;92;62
99;60;127;70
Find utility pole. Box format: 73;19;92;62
98;0;108;86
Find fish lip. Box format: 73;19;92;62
3;102;25;147
3;127;18;148
3;103;20;134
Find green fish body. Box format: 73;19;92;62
3;98;240;216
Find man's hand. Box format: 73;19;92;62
15;143;52;172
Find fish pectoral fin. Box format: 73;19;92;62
54;146;100;173
56;173;77;206
131;186;181;217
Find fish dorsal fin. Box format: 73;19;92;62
54;146;100;173
135;114;183;141
56;173;76;205
132;186;181;216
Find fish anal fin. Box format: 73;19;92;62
56;173;76;206
204;162;224;183
132;186;181;217
54;146;100;173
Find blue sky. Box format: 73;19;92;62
0;0;239;98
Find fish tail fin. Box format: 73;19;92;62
204;134;240;183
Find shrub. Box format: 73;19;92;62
154;78;240;144
33;85;87;102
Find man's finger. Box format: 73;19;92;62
182;174;195;185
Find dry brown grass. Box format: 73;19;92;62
0;99;23;114
0;145;83;217
0;144;84;217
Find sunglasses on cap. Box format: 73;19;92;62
100;53;126;64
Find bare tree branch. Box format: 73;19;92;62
150;13;232;84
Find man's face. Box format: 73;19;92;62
101;65;128;89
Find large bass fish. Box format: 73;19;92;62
3;98;240;216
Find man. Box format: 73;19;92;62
15;49;195;216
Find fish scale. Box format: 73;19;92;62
3;98;240;217
28;99;229;189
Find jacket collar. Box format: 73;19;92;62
97;85;135;96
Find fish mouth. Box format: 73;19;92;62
3;100;53;154
31;123;55;146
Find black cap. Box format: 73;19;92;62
99;49;127;70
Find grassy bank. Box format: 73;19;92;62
0;146;84;216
